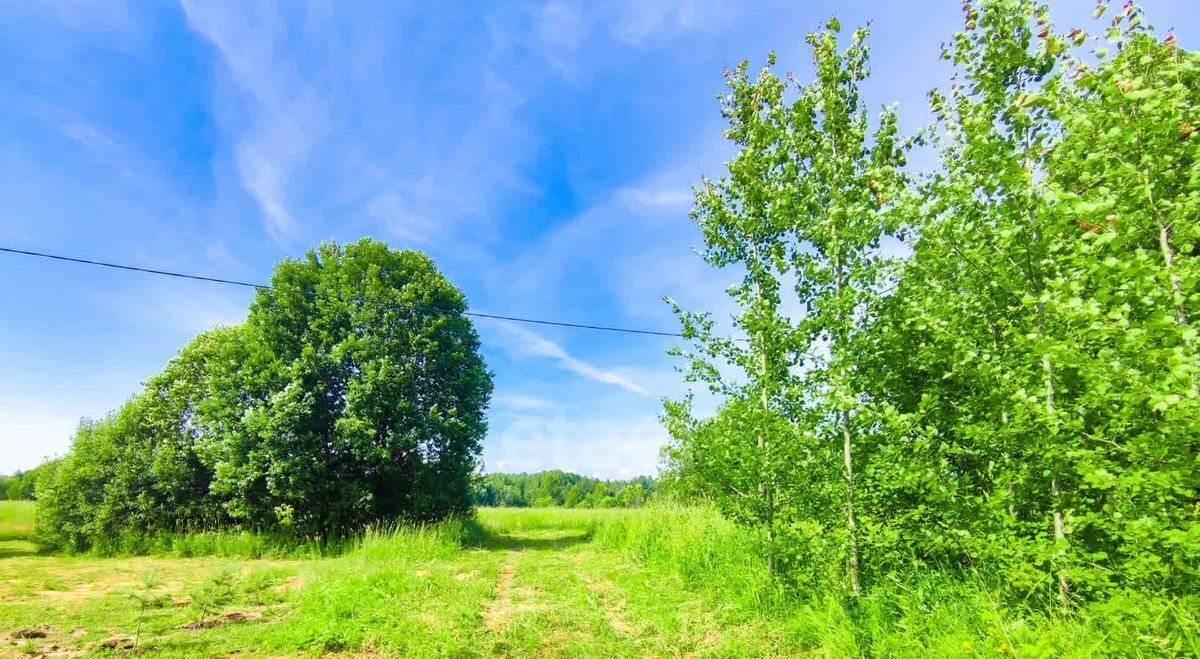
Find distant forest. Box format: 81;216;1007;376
473;471;655;508
0;461;56;501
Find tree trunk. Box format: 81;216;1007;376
992;324;1016;517
751;243;776;578
1156;219;1198;396
833;258;861;595
758;338;775;578
842;408;861;594
1041;338;1070;609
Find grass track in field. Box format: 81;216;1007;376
0;502;1180;657
0;504;799;657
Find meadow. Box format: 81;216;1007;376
1;500;1179;658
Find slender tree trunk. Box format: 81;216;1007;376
759;368;775;578
751;243;776;578
1023;122;1068;606
1039;304;1070;609
1050;467;1068;606
992;324;1016;517
841;408;861;594
1156;219;1199;396
833;259;861;595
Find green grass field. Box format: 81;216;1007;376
0;500;34;542
0;501;1177;657
0;503;795;657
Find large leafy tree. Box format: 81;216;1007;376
214;240;492;534
37;239;492;548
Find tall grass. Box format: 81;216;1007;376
43;513;478;560
9;500;1194;655
82;529;340;559
475;506;628;534
267;515;484;653
592;504;780;614
590;502;1198;657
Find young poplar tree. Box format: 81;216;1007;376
779;20;907;594
849;0;1199;603
668;51;796;577
916;0;1078;604
666;0;1198;609
1045;3;1200;594
668;20;905;591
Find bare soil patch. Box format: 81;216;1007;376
180;611;265;631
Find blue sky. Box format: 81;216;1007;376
1;1;1196;477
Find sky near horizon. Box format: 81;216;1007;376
1;1;1196;478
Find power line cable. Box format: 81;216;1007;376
0;246;266;289
0;246;687;339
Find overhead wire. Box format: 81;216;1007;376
0;246;688;339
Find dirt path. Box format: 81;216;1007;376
482;554;523;633
472;529;760;658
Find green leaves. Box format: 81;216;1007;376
36;239;492;549
668;17;908;591
669;0;1200;614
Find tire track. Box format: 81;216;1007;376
482;554;518;633
572;555;636;637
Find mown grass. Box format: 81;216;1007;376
0;501;1195;657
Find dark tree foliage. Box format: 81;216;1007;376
472;471;654;508
36;239;492;550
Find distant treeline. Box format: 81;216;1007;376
0;460;58;501
473;471;655;508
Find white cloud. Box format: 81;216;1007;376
234;143;299;240
536;1;587;49
617;185;694;211
495;323;650;396
493;393;555;411
609;0;739;45
39;112;188;205
180;0;328;242
483;410;667;478
100;281;250;335
204;242;243;271
179;1;544;250
56;121;116;150
367;190;440;246
0;400;77;472
485;134;732;327
32;0;137;36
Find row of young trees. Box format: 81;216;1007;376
473;471;655;508
37;239;493;551
664;0;1198;610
